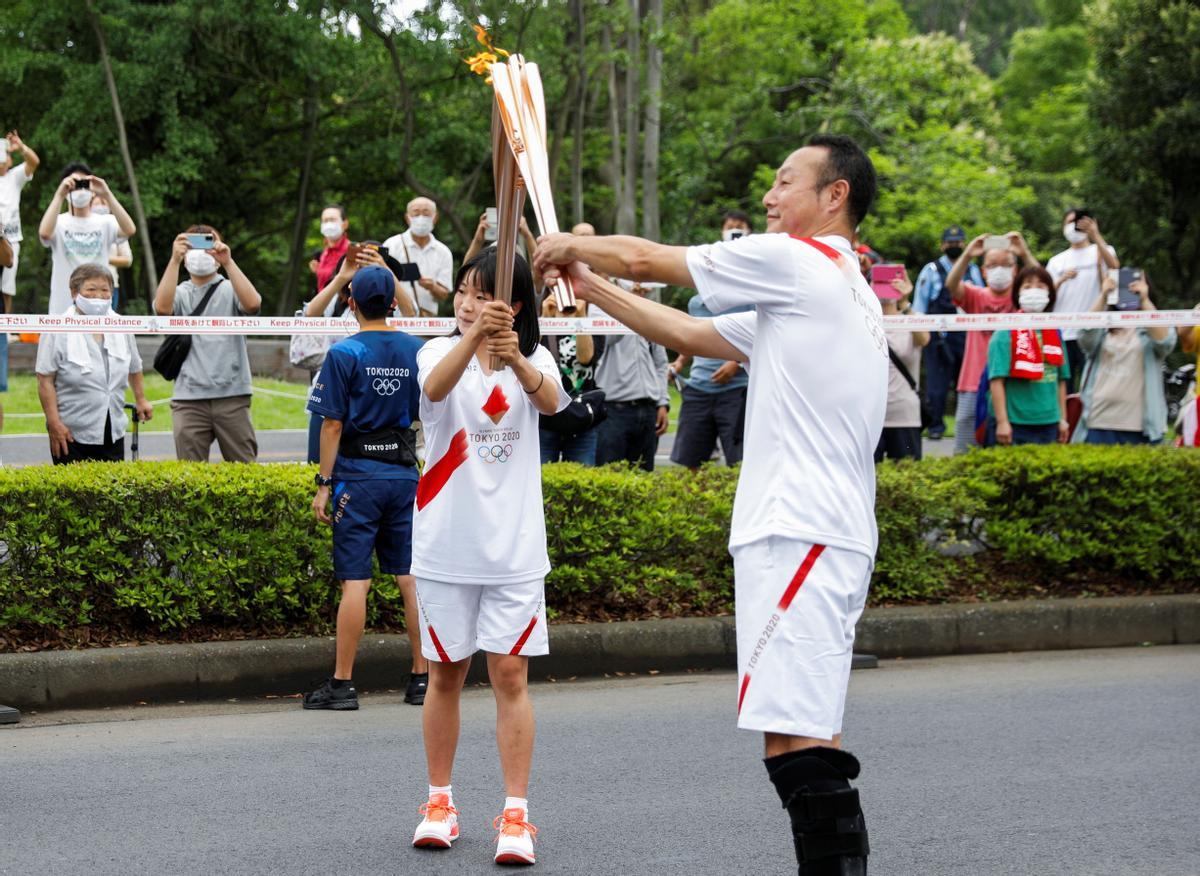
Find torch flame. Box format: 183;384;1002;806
464;23;510;83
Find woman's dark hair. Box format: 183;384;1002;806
186;223;222;241
451;248;540;357
1011;266;1057;311
60;162;92;180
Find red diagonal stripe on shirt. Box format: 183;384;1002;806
427;625;451;663
777;544;826;612
509;615;539;656
790;235;842;262
416;428;470;511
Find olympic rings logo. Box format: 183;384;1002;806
373;378;406;395
477;444;513;463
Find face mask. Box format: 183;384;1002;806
92;204;110;216
1018;288;1050;313
944;245;963;260
320;221;344;240
1063;224;1088;245
722;228;747;242
74;295;112;316
986;265;1014;291
69;189;94;209
185;250;219;277
408;215;434;237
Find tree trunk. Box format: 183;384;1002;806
617;0;640;235
641;0;663;242
86;0;157;309
603;21;624;231
570;0;587;226
279;76;319;316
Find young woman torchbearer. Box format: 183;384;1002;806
409;249;568;866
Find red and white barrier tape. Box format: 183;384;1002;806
0;310;1196;336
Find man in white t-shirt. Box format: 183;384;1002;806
382;197;453;317
536;134;884;875
1047;208;1120;389
0;130;42;432
0;131;41;306
38;163;135;314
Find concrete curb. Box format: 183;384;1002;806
1;595;1196;711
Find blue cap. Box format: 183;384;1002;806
942;225;967;243
350;266;394;306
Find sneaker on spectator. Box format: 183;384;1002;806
405;672;428;705
493;807;537;865
302;678;358;710
413;793;459;848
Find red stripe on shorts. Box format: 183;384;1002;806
427;625;451;663
777;544;826;612
509;616;539;656
416;428;470;511
737;674;751;714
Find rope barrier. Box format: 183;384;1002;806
0;309;1196;336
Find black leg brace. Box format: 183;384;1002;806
764;747;869;876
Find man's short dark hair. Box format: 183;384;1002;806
60;162;92;181
808;134;876;227
325;203;347;221
722;209;752;227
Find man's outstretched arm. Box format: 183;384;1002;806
536;232;694;288
559;262;746;362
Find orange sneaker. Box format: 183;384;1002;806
412;793;459;849
493;807;537;865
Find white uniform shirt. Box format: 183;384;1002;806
42;213;125;314
412;336;569;584
1048;243;1117;341
381;230;453;316
686;233;888;558
0;164;31;242
35;318;143;445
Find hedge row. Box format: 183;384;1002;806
1;446;1198;649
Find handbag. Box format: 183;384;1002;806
154;279;225;380
288;311;336;370
541;388;607;437
887;345;938;431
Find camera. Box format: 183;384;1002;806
73;178;91;191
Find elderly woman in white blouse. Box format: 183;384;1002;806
36;263;153;463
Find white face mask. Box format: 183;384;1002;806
320;220;344;240
986;265;1014;291
92;204;110;216
408;215;434;237
69;189;94;209
722;228;748;242
74;295;112;316
185;250;219;277
1018;288;1050;313
1063;224;1088;245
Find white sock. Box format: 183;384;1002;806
429;784;453;805
504;796;528;815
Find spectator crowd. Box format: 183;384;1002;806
0;130;1197;467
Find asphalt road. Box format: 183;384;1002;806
2;646;1197;875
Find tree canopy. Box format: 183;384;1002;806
0;0;1194;313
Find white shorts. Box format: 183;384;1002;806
733;537;871;740
1;240;18;295
416;578;548;663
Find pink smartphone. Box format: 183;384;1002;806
870;264;905;299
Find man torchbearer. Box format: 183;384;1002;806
536;134;885;875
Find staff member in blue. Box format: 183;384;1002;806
304;266;428;710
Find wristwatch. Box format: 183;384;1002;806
314;473;333;487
